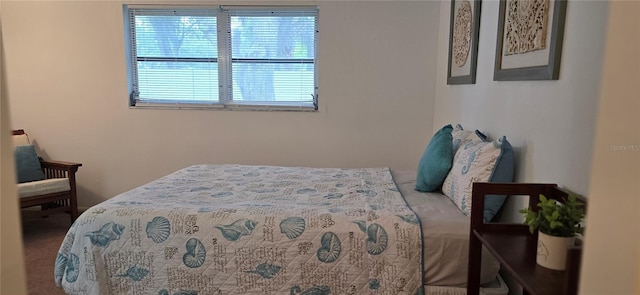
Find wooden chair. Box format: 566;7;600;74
12;129;82;223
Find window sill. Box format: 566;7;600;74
130;101;317;112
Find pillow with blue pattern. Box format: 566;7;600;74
451;124;486;154
441;136;515;222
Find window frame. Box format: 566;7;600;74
123;5;319;111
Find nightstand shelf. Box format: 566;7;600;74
467;183;585;295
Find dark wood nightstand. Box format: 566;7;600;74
466;183;585;295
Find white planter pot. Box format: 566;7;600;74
536;232;575;270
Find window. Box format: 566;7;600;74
124;5;318;111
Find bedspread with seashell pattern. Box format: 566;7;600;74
55;164;423;295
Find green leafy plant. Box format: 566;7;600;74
519;194;585;237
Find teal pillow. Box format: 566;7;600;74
484;136;515;222
14;145;45;183
415;124;454;192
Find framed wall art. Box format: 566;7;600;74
494;0;567;81
447;0;482;85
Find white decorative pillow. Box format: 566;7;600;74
451;124;486;154
442;137;508;216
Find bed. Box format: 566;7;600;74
54;164;505;295
55;123;513;295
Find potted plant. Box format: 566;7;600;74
519;194;585;270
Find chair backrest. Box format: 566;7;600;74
12;129;30;147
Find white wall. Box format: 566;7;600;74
3;1;440;207
432;0;608;221
580;1;640;294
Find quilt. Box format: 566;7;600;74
55;165;423;295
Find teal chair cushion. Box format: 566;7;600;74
15;145;45;183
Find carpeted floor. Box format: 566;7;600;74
21;214;72;295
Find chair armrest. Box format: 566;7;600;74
40;160;82;171
35;159;82;222
40;160;82;179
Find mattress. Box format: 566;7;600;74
392;170;500;287
55;165;423;295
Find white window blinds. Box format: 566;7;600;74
125;6;318;110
